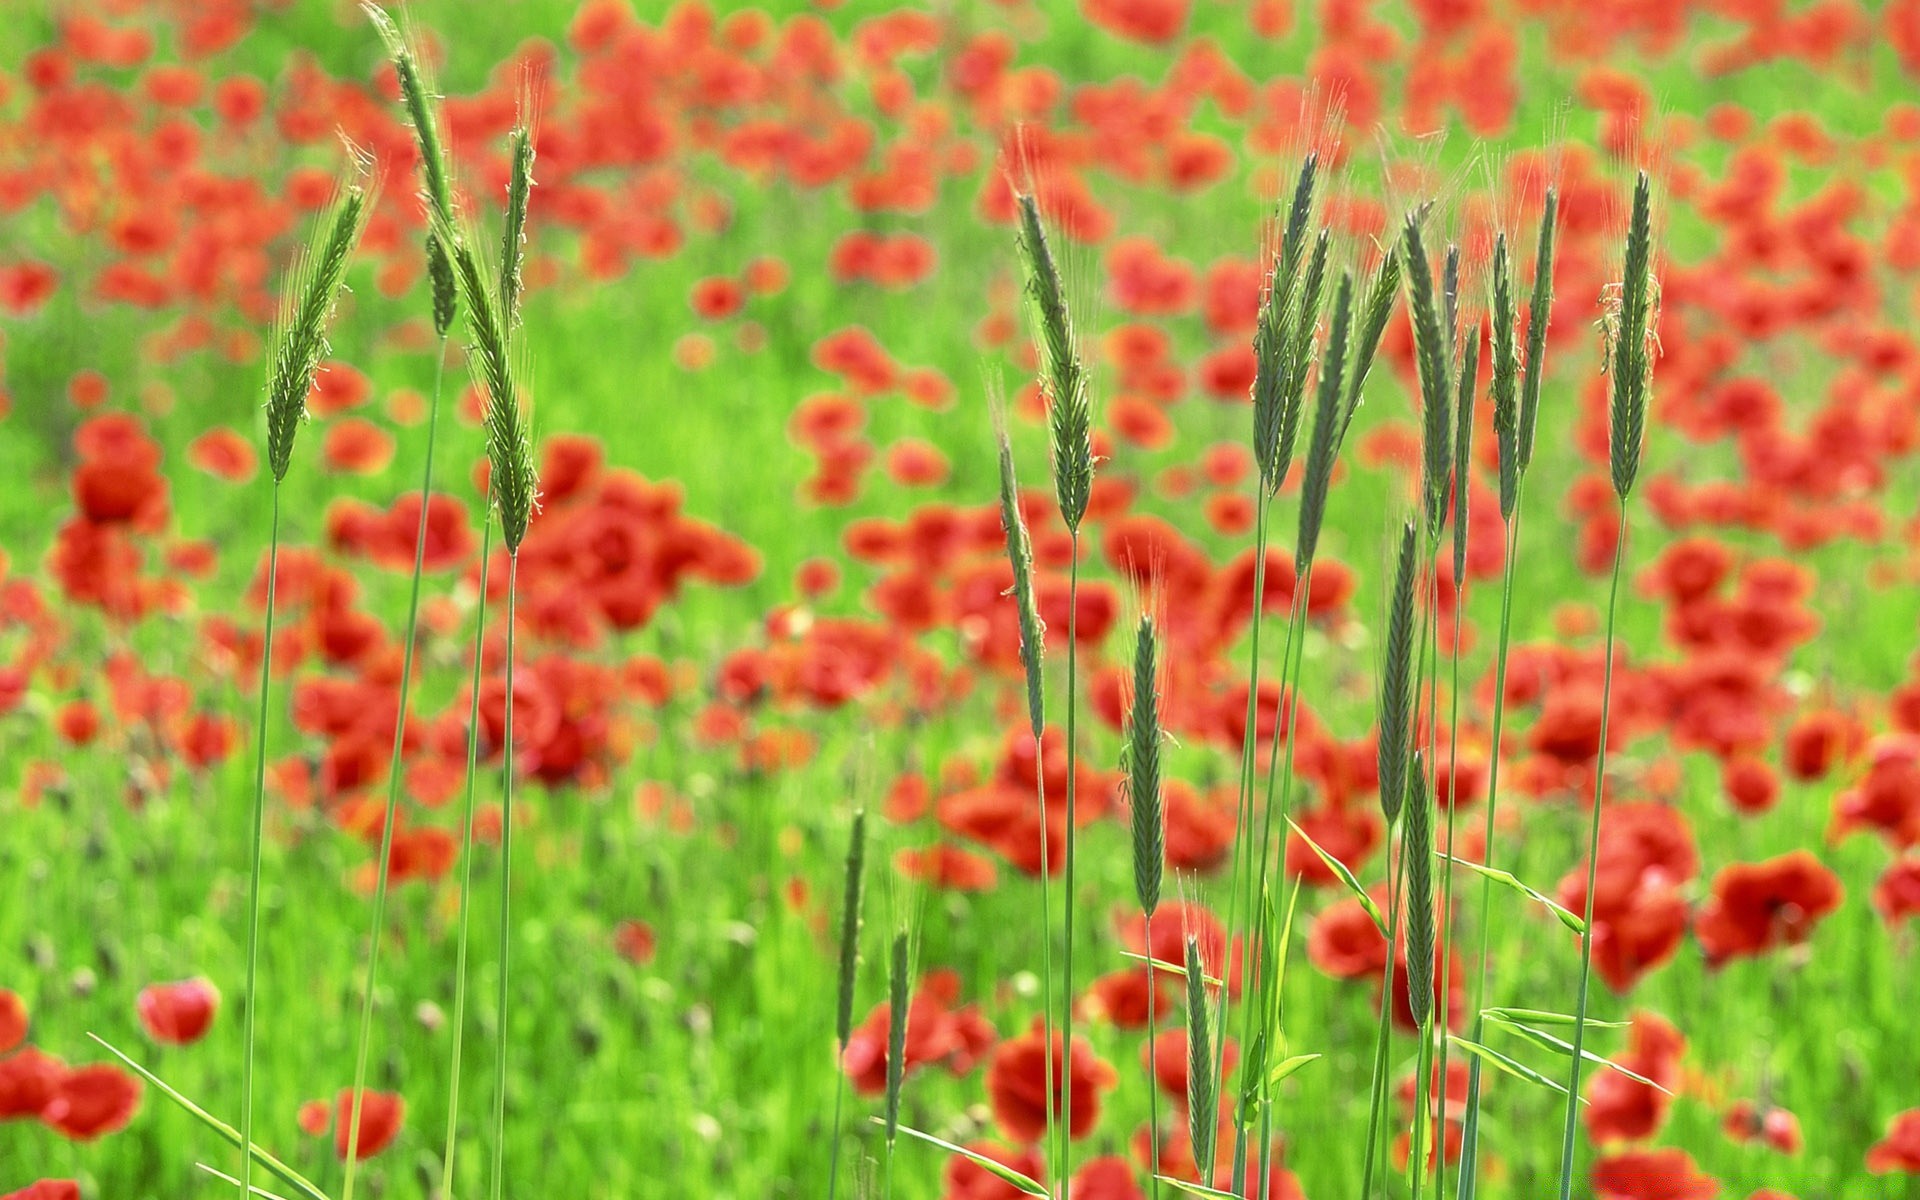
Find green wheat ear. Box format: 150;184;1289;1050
1294;271;1355;573
500;125;536;331
1401;214;1454;544
364;3;458;336
444;236;537;552
1452;333;1481;582
1377;518;1418;826
1015;192;1092;532
1608;172;1655;500
1490;232;1520;518
1127;613;1164;917
265;181;368;481
990;381;1046;740
1183;934;1217;1173
1518;187;1560;475
1403;751;1435;1029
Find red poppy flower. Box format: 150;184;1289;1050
1870;1109;1920;1172
0;989;24;1054
1586;1011;1685;1144
0;1047;64;1119
1071;1156;1144;1200
1723;1099;1802;1154
1695;849;1844;964
137;978;219;1045
185;427;257;483
1591;1148;1718;1199
985;1021;1118;1142
614;919;657;965
332;1088;405;1160
2;1183;80;1200
41;1063;142;1141
323;418;396;475
1875;856;1920;926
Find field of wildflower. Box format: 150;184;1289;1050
4;1;1920;1198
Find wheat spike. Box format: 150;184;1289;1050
1378;519;1418;825
265;181;368;482
1015;193;1093;531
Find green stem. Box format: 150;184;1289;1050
490;553;521;1200
1032;737;1060;1197
1061;536;1081;1187
237;484;281;1200
342;340;447;1200
1434;563;1467;1200
441;511;492;1198
1145;909;1162;1200
826;1070;847;1200
1410;1014;1435;1200
1360;824;1405;1200
1457;499;1525;1200
1555;504;1630;1199
1215;495;1273;1178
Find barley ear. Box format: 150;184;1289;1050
1015;193;1092;531
1127;614;1164;917
446;236;537;552
1184;935;1217;1172
1278;153;1319;283
1341;250;1400;437
884;929;910;1146
265;181;368;482
1442;245;1462;368
364;3;458;336
1403;751;1435;1029
1274;228;1333;486
991;383;1047;739
1294;271;1355;574
1402;216;1454;542
835;811;868;1051
1517;188;1559;473
1252;155;1319;493
1608;173;1655;501
1452;333;1480;583
1377;519;1418;825
1489;233;1520;519
500;124;535;332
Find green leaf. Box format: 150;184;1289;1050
1288;818;1387;936
1157;1178;1242;1199
195;1164;297;1200
1439;854;1585;932
1483;1007;1628;1030
1121;949;1224;989
1446;1035;1584;1104
1482;1017;1672;1093
885;1123;1050;1196
89;1035;335;1200
1267;1052;1322;1089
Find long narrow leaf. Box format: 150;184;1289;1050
1288;818;1386;935
1446;1035;1584;1103
1158;1178;1242;1200
886;1123;1050;1196
1439;853;1585;932
1484;1017;1672;1093
1483;1007;1628;1030
89;1035;334;1200
1266;1052;1322;1089
1121;949;1225;989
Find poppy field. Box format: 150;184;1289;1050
7;0;1920;1197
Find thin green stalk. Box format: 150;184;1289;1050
1236;568;1310;1193
1556;506;1629;1196
1144;910;1162;1200
1032;736;1059;1195
341;333;449;1200
1214;494;1273;1157
440;507;492;1199
1061;537;1081;1187
1434;571;1465;1200
237;485;281;1200
490;553;521;1200
1410;1013;1435;1199
1359;825;1405;1199
1457;499;1525;1199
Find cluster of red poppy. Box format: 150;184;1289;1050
11;0;1920;1193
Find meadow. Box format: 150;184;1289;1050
2;1;1920;1198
